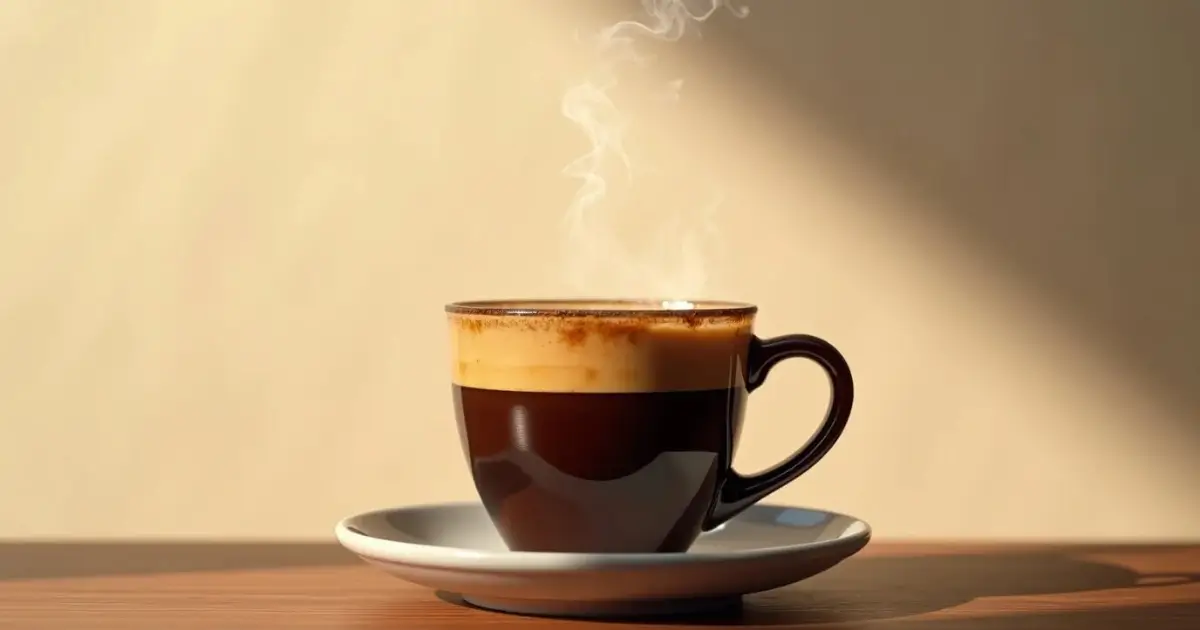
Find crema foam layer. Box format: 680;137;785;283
448;311;754;393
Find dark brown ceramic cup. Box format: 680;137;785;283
447;299;854;554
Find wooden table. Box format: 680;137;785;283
1;542;1197;628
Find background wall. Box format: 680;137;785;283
0;0;1196;540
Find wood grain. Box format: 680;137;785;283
0;543;1196;628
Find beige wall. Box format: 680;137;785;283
0;0;1196;540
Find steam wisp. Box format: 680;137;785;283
560;0;748;307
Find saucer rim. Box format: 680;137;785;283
334;501;872;572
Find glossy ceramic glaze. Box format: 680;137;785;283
335;502;872;618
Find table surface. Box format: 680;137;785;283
0;542;1197;629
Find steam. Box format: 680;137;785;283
560;0;748;304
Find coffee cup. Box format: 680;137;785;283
447;299;853;554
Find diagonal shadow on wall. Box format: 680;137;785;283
694;0;1200;444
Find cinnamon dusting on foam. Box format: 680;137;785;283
447;305;754;394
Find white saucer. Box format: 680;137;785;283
335;502;871;618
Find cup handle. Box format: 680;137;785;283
704;334;855;530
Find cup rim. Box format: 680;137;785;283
445;299;757;318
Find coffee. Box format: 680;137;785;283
447;300;853;554
454;387;738;552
